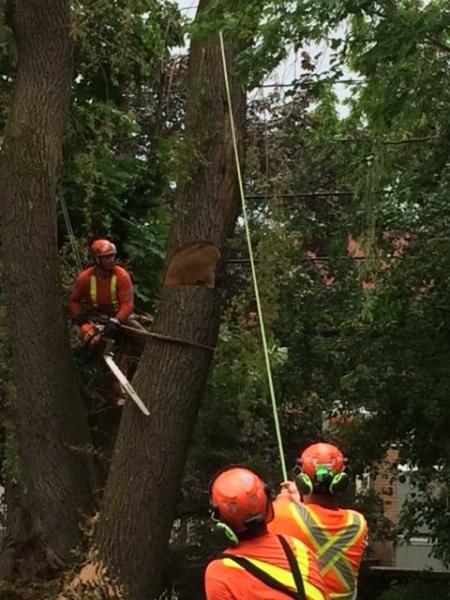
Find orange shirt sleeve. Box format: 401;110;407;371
68;271;89;318
115;268;134;322
268;499;303;538
204;563;235;600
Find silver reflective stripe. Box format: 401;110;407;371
319;512;362;562
293;505;363;592
294;504;329;547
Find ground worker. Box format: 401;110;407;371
268;443;368;600
69;238;134;346
205;466;329;600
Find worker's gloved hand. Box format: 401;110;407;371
72;314;87;327
278;481;302;504
102;317;121;340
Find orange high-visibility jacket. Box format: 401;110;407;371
268;500;367;600
69;265;134;322
205;531;329;600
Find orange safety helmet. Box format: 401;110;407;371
300;443;345;478
91;238;117;258
297;443;348;495
210;467;273;535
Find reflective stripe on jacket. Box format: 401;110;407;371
68;264;134;322
206;534;329;600
90;273;117;310
269;500;367;600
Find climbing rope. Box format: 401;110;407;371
59;194;83;272
219;31;288;481
120;324;216;353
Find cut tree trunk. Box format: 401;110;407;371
92;1;246;598
0;0;95;577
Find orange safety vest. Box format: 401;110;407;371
217;537;328;600
89;274;118;311
270;501;367;600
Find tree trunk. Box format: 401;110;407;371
0;0;95;575
92;1;246;597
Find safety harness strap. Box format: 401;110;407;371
278;534;307;600
219;554;299;599
219;535;306;600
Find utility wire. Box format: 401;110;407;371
228;256;369;264
258;79;365;88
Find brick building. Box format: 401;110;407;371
372;446;448;571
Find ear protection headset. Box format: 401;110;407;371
209;466;272;545
211;516;240;545
294;463;349;496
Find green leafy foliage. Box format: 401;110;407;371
57;0;186;310
3;0;450;589
184;0;450;569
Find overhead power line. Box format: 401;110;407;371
179;4;199;10
228;256;369;264
258;79;365;88
244;190;393;200
331;135;440;145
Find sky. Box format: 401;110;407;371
175;0;353;114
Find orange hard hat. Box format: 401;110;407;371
299;442;345;480
91;239;117;257
210;467;272;533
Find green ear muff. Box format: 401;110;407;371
215;520;239;545
329;471;349;494
295;472;314;496
296;464;349;495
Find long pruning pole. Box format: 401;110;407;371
219;31;287;481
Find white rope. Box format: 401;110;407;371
59;195;83;272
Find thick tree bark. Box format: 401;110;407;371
92;1;246;598
0;0;95;575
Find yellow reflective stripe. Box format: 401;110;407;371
305;582;328;600
222;557;296;588
330;592;355;600
90;275;97;307
90;274;118;309
222;547;325;600
291;536;310;579
110;274;118;309
291;538;327;600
